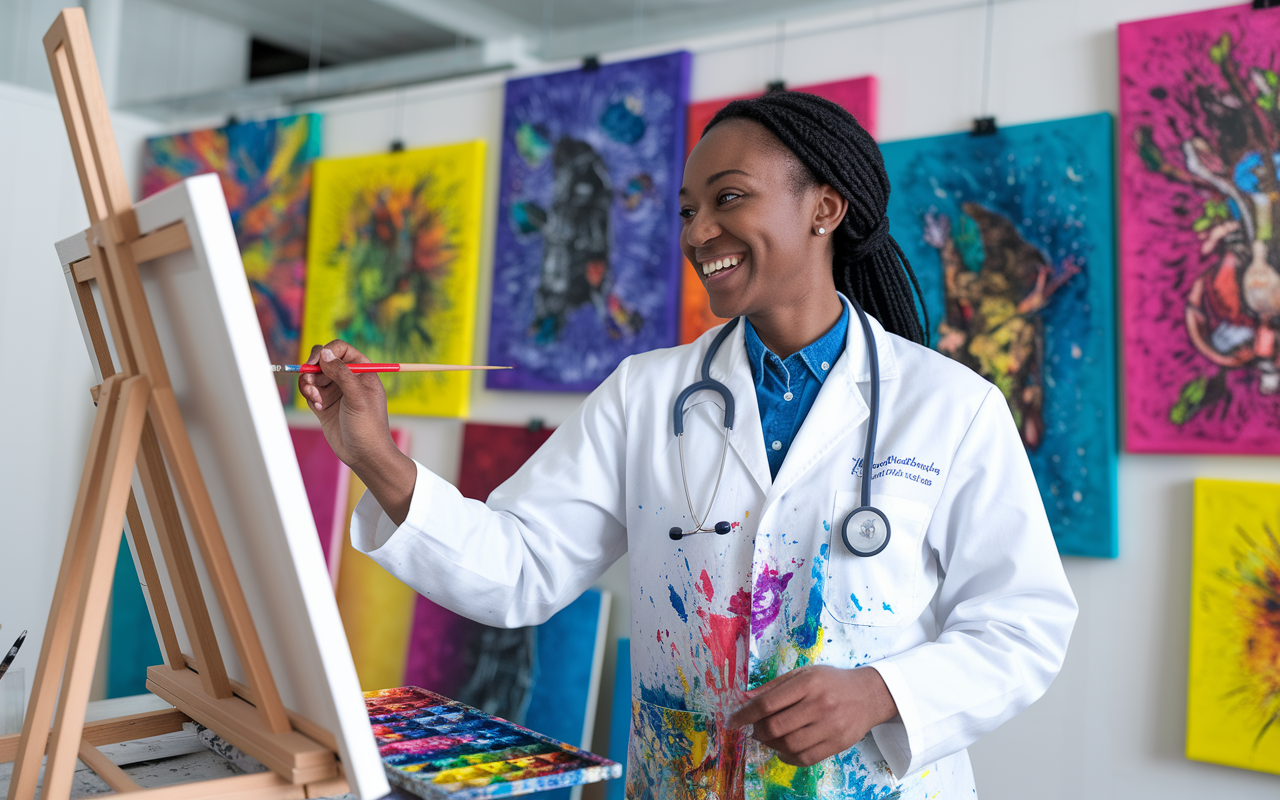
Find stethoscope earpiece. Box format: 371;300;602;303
669;527;684;541
714;521;731;535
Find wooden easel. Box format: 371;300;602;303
1;9;347;800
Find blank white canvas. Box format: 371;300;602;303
55;173;388;800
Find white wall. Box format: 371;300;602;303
0;80;158;715
6;0;1280;796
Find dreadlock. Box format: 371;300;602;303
703;91;929;345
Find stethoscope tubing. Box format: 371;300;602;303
670;302;890;556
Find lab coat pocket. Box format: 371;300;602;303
628;699;745;796
824;490;929;626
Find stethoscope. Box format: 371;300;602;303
668;298;891;557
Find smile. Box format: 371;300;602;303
699;255;742;277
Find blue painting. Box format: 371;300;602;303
880;113;1118;558
488;52;691;391
605;639;631;800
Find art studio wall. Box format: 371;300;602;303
3;0;1280;799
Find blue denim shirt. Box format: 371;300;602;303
743;304;849;479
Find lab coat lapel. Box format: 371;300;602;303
707;320;772;497
768;302;899;502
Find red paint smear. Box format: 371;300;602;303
698;569;715;600
728;588;750;620
701;612;749;692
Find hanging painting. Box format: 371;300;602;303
680;76;879;344
488;52;691;391
1119;5;1280;453
289;426;350;586
140;114;322;402
880;113;1118;558
301;142;485;417
1187;478;1280;775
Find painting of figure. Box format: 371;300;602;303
679;77;878;344
141;114;322;402
1188;478;1280;776
300;142;484;417
880;113;1118;558
1119;4;1280;453
488;52;691;391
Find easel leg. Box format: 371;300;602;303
6;375;127;800
41;375;150;800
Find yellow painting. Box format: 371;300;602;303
1188;478;1280;775
300;141;485;417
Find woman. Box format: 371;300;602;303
300;92;1077;799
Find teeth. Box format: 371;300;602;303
700;256;741;276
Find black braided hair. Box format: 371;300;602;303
703;92;929;345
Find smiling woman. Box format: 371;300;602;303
299;90;1077;800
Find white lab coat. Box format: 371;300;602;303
352;297;1078;799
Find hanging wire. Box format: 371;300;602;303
308;0;325;91
633;0;644;41
979;0;995;117
774;19;786;84
541;0;554;58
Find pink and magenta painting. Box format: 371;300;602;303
1119;5;1280;453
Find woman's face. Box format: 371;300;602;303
679;118;844;320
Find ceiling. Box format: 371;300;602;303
133;0;903;117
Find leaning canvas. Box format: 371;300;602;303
679;76;879;344
487;52;691;391
880;114;1118;558
1119;4;1280;453
301;142;485;417
141;114;322;402
56;174;388;798
1187;478;1280;775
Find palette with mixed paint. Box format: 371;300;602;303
364;687;621;798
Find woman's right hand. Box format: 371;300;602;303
298;340;417;525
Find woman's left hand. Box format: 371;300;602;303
728;665;898;767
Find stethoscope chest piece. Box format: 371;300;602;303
842;506;891;557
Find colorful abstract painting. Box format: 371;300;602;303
140;114;321;402
1188;478;1280;775
289;426;350;586
1119;5;1280;453
880;114;1118;558
337;429;419;691
488;52;691;391
680;77;879;344
365;686;621;799
301;142;485;417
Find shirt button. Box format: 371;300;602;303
771;440;782;451
821;361;830;370
783;392;794;401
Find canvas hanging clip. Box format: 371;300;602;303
389;139;405;153
1253;0;1280;9
527;418;545;433
765;81;786;94
582;55;600;72
972;117;998;136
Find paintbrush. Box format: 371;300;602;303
0;630;26;681
273;364;512;374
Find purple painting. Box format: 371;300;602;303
487;52;691;391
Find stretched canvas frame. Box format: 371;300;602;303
54;173;388;799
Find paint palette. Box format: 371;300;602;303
364;687;622;799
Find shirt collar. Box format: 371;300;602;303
742;302;850;386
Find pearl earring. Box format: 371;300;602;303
817;227;826;235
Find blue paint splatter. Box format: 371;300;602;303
850;593;863;612
789;544;828;652
638;681;688;711
668;585;688;623
882;602;893;613
823;520;830;531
